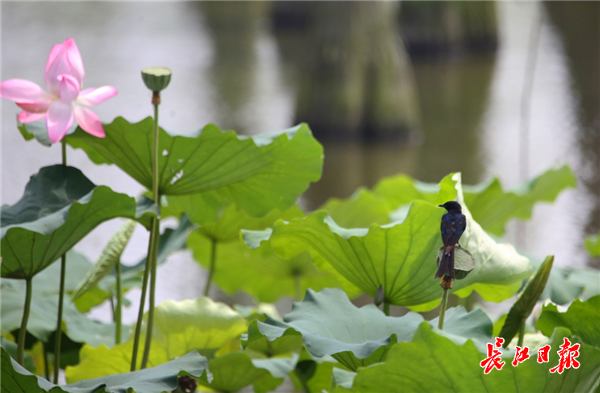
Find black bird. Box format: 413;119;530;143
435;201;466;279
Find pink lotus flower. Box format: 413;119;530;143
0;38;117;143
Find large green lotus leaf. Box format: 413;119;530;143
144;297;247;360
288;350;346;393
585;232;600;257
1;263;128;347
499;255;554;346
462;165;577;236
320;174;457;229
323;167;575;235
537;295;600;347
332;324;600;393
319;189;394;229
244;290;497;371
2;346;210;393
429;306;494;353
1;336;36;374
244;288;424;371
189;228;348;303
373;173;458;210
198;352;297;393
266;174;531;310
1;165;158;279
243;319;304;357
192;204;304;242
564;267;600;300
66;297;246;382
66;118;323;210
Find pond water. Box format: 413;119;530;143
2;1;598;328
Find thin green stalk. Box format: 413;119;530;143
132;99;161;370
52;137;69;380
17;278;32;366
383;301;390;316
109;296;115;321
61;139;67;166
151;102;159;200
115;261;123;345
43;342;50;380
294;276;302;301
300;380;310;393
140;100;161;369
438;288;449;330
517;318;526;347
141;217;160;369
53;255;66;382
130;226;155;371
204;238;217;297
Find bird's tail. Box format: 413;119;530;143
435;247;455;279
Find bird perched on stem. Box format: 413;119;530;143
435;201;466;280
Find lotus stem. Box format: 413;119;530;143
141;217;160;369
52;135;68;380
130;225;155;371
517;317;526;348
204;238;217;297
61;139;67;166
438;288;449;330
383;301;390;316
141;99;162;369
115;261;123;345
53;254;66;382
43;342;50;380
17;278;32;366
294;276;302;301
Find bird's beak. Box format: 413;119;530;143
438;204;444;208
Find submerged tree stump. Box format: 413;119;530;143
273;1;421;142
399;1;498;58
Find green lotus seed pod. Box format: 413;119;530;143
436;247;476;280
141;67;172;92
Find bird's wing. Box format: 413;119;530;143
453;215;466;235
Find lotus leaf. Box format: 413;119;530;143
332;325;600;393
1;165;158;279
2;346;210;393
243;289;496;371
261;173;530;310
1;268;127;348
65;118;323;215
537;295;600;347
198;352;297;393
66;297;246;382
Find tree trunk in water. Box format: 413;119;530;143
399;1;498;58
293;2;420;142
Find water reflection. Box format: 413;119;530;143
2;2;598;325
